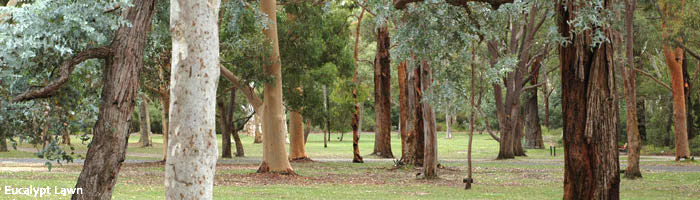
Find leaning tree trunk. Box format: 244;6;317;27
558;0;620;199
71;1;157;199
371;25;393;158
139;94;152;147
257;0;294;174
289;111;309;161
165;0;220;199
421;61;438;179
623;0;641;179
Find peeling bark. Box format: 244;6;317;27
558;0;620;199
371;25;393;158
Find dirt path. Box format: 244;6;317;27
1;156;698;172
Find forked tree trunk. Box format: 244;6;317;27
372;25;393;158
558;0;620;199
513;115;526;156
421;62;438;179
139;94;152;147
165;0;220;198
289;111;309;161
233;127;245;157
623;0;642;179
219;88;237;159
72;1;157;199
257;0;294;174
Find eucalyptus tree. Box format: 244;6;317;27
368;0;394;158
622;0;642;179
1;0;157;199
558;0;620;198
257;0;294;174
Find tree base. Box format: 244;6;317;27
352;155;364;163
463;178;474;189
369;151;394;158
256;162;297;176
623;172;642;179
290;157;313;162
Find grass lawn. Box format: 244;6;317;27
1;131;699;199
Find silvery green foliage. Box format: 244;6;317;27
562;0;613;47
0;0;128;166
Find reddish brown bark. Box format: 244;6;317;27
351;6;365;163
72;0;157;199
372;25;393;158
398;61;410;162
525;60;544;149
558;0;620;199
623;0;641;179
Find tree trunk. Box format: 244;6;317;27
233;127;244;157
637;99;647;141
623;0;642;179
160;93;170;161
323;85;328;148
513;112;526;156
220;89;236;159
257;0;294;174
421;61;438;179
683;55;695;141
139;94;152;147
660;0;691;160
165;0;220;198
558;0;620;199
465;47;477;190
525;61;543;149
253;113;263;143
304;120;311;144
72;1;157;199
289;111;309;161
445;106;452;139
372;25;393;158
412;65;425;167
398;61;410;161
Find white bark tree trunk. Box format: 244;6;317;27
166;0;220;199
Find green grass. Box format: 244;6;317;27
1;131;699;199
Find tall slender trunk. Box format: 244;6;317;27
623;0;642;179
323;85;328;148
72;1;157;199
289;111;309;161
398;61;410;161
160;93;170;161
139;94;152;147
465;46;477;190
258;0;294;174
352;6;365;163
166;0;220;198
445;105;452;139
558;0;620;199
421;61;438;179
372;25;393;158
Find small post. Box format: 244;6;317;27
553;146;556;157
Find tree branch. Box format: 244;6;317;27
476;105;500;142
628;66;672;91
520;82;545;92
219;65;263;110
13;46;112;102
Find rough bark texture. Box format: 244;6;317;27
408;65;425;166
421;62;438;179
258;0;294;174
637;99;647;141
352;6;365;164
623;0;641;179
525;60;544;149
139;94;152;147
398;61;410;162
558;0;620;199
289;111;309;161
372;25;393;158
165;0;221;199
71;1;157;199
